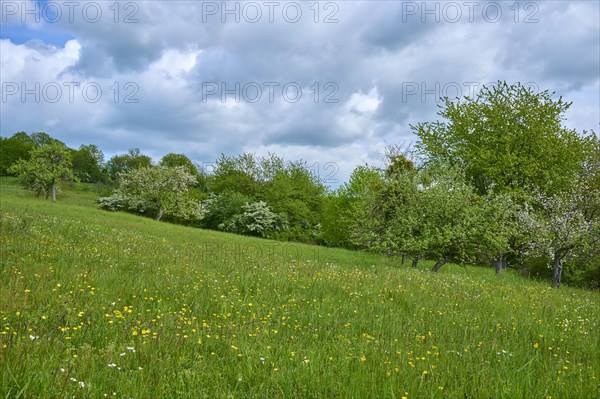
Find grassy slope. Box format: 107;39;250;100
1;180;599;398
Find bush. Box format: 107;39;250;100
224;201;287;237
98;193;129;211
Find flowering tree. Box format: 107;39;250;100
224;201;288;237
521;188;599;287
118;165;199;221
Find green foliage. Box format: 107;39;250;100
0;132;35;175
105;148;153;181
8;142;74;200
354;163;485;270
209;153;266;197
30;132;64;147
262;161;325;230
71;144;106;183
159;153;198;176
321;166;383;247
200;191;256;230
414;81;588;196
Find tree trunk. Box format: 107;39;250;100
411;257;419;269
156;208;164;221
432;256;450;272
401;254;405;266
552;250;565;288
51;184;56;201
493;254;507;275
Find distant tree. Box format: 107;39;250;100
159;153;198;176
118;165;198;221
262;161;326;232
9;142;74;201
105;148;152;181
71;144;105;183
209;153;263;197
0;132;35;175
30;132;64;148
322;165;383;247
224;201;287;237
201;191;256;230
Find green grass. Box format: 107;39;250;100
1;181;599;398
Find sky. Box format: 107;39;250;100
1;0;599;186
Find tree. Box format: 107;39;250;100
117;165;198;221
9;143;74;201
353;161;483;271
200;191;256;230
160;153;198;176
0;132;35;175
71;144;105;183
521;187;599;288
262;161;326;233
30;132;63;148
105;148;152;181
209;153;264;197
413;81;591;273
413;81;588;197
223;201;287;237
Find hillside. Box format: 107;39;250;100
1;180;599;398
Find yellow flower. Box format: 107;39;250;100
360;355;366;362
533;343;539;349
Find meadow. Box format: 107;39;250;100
1;178;598;398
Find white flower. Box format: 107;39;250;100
29;335;39;340
107;363;117;367
120;353;126;356
70;377;77;382
78;381;85;388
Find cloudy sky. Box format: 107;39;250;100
1;0;599;185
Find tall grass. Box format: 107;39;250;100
1;181;598;398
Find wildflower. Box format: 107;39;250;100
107;363;117;367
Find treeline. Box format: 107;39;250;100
2;82;599;288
